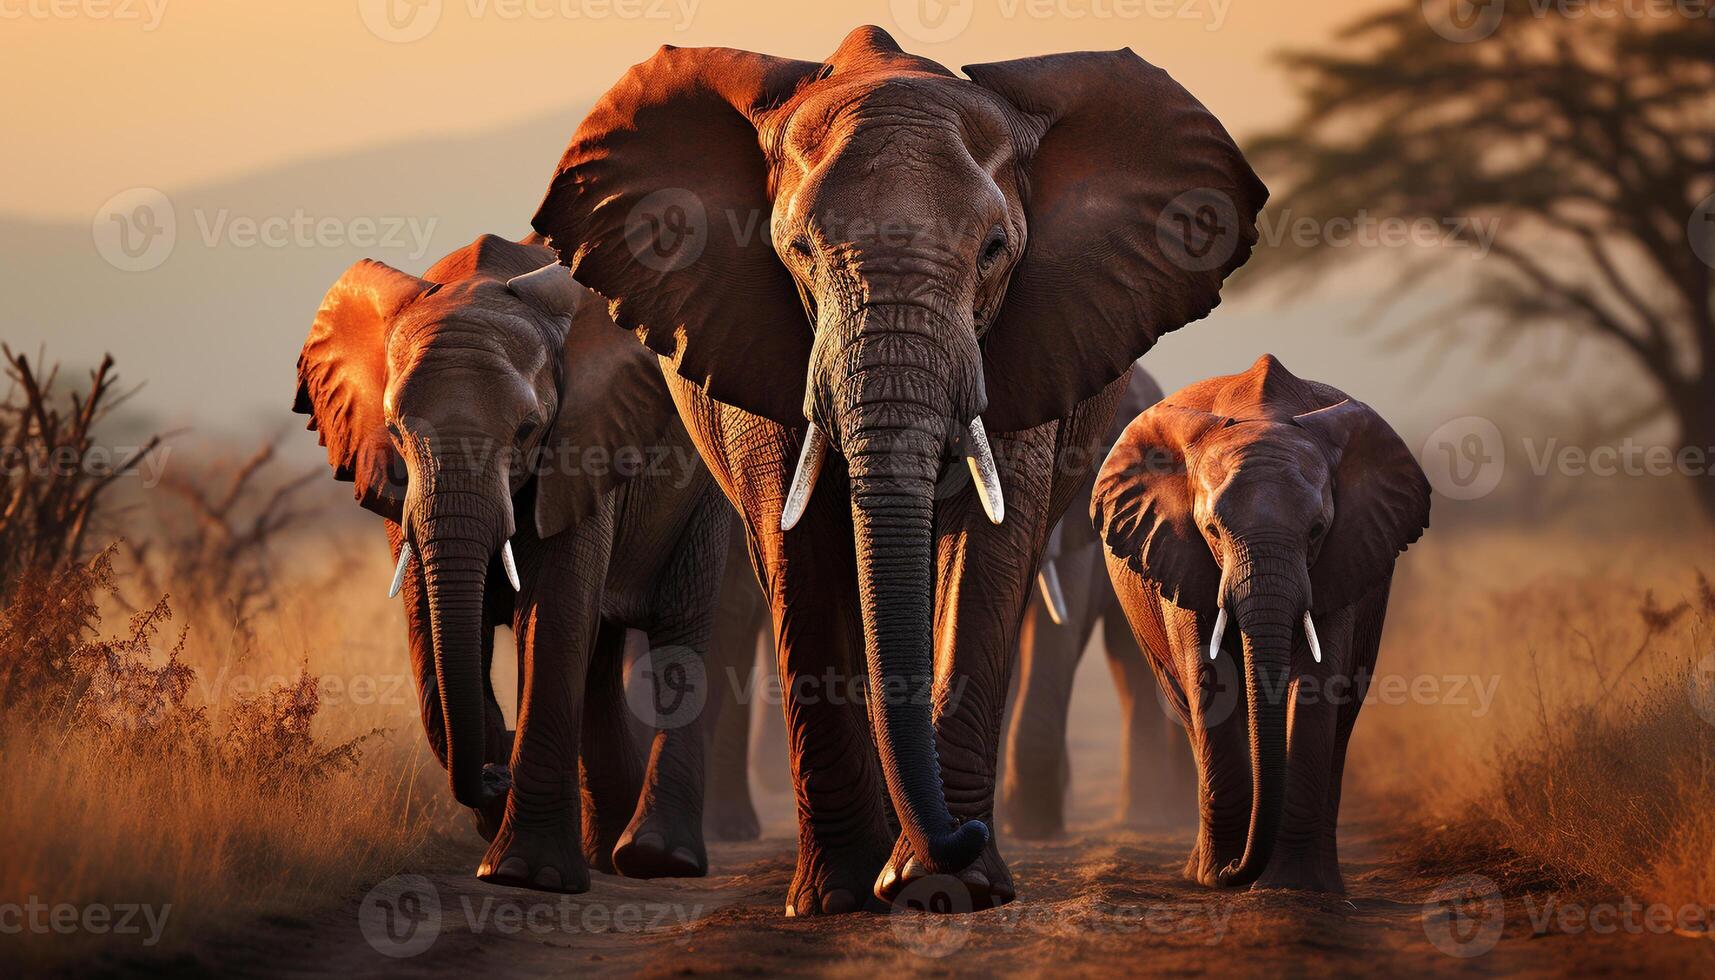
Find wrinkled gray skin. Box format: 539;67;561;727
1000;368;1196;838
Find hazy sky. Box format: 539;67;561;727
2;0;1386;221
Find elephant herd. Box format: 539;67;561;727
295;26;1430;915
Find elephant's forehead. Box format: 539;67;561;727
778;75;1015;172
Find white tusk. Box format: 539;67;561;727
1303;610;1322;664
1209;606;1227;661
964;416;1005;525
780;423;827;531
1037;562;1069;626
388;541;412;599
501;540;522;592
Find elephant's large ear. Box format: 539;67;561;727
1294;400;1431;612
1091;404;1225;610
530;45;823;426
514;266;679;540
965;51;1268;434
294;260;434;520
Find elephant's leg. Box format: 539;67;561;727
477;505;614;894
1103;610;1197;829
1001;575;1095;839
613;493;730;878
749;625;791;794
660;381;891;917
705;568;767;842
577;619;644;875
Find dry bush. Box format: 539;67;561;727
1360;528;1715;911
0;348;159;596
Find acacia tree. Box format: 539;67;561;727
1249;2;1715;515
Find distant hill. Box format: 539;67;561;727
0;103;590;451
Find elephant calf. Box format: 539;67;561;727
1092;355;1430;892
295;234;742;892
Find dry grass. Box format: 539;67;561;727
1357;526;1715;914
0;353;464;971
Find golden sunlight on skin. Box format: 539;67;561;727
0;0;1387;221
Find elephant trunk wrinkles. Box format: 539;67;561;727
1217;546;1303;887
833;304;987;877
417;468;510;811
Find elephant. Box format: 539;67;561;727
1091;354;1430;892
293;233;740;892
528;25;1266;914
1000;366;1198;840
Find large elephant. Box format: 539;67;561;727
1092;355;1430;891
530;26;1266;914
294;234;738;892
1000;366;1197;839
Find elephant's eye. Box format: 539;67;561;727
515;418;540;444
1205;522;1220;540
385;420;402;441
1310;521;1326;541
788;236;814;263
979;230;1008;272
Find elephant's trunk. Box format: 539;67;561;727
416;471;512;811
1216;548;1303;887
830;306;987;877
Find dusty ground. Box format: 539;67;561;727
193;624;1714;980
208;816;1714;978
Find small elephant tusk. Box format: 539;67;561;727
388;541;412;600
780;423;827;532
501;540;522;592
965;416;1005;525
1303;610;1323;664
1209;605;1227;661
1037;561;1069;626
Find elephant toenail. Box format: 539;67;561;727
820;889;858;915
634;832;665;852
901;857;926;881
959;867;990;889
671;847;700;867
784;903;798;917
495;856;530;880
878;867;899;893
534;866;562;890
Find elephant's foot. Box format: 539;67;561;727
612;807;707;879
1182;836;1244;888
1252;849;1345;894
478;821;590;894
704;792;762;842
874;832;1015;911
784;841;891;917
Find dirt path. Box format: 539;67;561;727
212;811;1712;978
